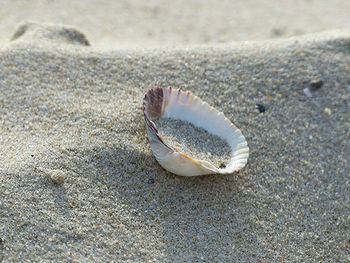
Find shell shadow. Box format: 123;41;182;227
47;144;257;261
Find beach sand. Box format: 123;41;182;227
0;3;350;262
1;0;350;48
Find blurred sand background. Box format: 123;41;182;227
0;0;349;262
1;0;350;48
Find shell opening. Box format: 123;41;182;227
143;87;249;176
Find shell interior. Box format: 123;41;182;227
143;87;249;176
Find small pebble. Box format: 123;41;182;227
310;79;323;90
49;169;65;185
324;107;332;116
304;79;323;97
255;103;266;113
303;87;313;97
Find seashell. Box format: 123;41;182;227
143;87;249;176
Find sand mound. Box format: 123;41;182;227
0;23;349;261
10;22;90;46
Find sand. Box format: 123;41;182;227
155;118;231;168
1;0;350;48
0;4;349;262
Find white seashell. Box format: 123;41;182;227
143;87;249;176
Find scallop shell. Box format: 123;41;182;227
143;87;249;176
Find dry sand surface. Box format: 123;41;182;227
1;0;350;48
0;1;350;262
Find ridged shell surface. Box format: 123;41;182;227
143;87;249;176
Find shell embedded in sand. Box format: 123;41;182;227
143;87;249;176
